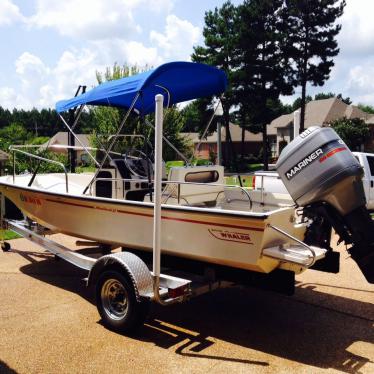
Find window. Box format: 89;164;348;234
367;156;374;176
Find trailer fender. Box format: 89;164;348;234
87;252;153;301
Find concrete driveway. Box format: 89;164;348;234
0;234;373;373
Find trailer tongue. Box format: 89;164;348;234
276;126;374;283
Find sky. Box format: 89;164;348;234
0;0;373;110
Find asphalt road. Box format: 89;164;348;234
0;234;373;374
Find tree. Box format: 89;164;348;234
93;63;191;162
192;1;239;167
91;105;121;151
0;106;69;136
0;121;70;174
314;92;351;104
96;63;148;84
236;0;294;169
0;107;12;128
279;92;351;117
91;63;145;156
0;122;30;151
290;95;312;112
314;92;335;101
283;0;346;132
148;107;193;161
330;117;369;150
358;104;374;114
180;99;215;134
336;93;351;105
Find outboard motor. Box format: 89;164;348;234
276;126;374;283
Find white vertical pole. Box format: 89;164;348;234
294;110;301;139
217;121;222;165
153;94;164;278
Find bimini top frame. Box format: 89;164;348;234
56;61;227;115
55;61;228;193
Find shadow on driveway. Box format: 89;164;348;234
13;247;374;373
0;360;18;374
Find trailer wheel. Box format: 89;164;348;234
1;242;10;252
96;270;150;333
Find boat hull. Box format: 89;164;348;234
0;181;301;273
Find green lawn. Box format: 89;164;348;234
75;166;96;173
1;230;21;240
225;175;253;188
247;163;263;172
165;160;185;173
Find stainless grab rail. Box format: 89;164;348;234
10;147;69;193
10;143;122;156
267;223;317;267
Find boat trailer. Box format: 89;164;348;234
1;216;239;332
2;95;373;333
0;95;239;333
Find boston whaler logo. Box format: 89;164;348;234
209;229;253;244
285;148;323;180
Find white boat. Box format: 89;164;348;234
0;62;372;332
0;169;316;274
0;62;321;275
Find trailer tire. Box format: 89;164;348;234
1;242;10;252
96;270;150;333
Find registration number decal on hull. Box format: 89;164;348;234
209;229;253;245
20;193;42;206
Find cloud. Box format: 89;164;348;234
343;61;374;104
29;0;143;40
338;0;374;58
90;39;161;67
15;52;48;76
15;52;49;93
6;8;203;110
7;42;161;109
3;50;98;109
312;0;374;104
53;49;102;99
0;0;24;26
11;52;50;108
4;3;202;109
282;0;374;105
146;0;174;14
0;87;17;108
150;15;200;60
28;0;175;40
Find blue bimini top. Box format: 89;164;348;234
55;61;227;115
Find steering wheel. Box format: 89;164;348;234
123;149;154;178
